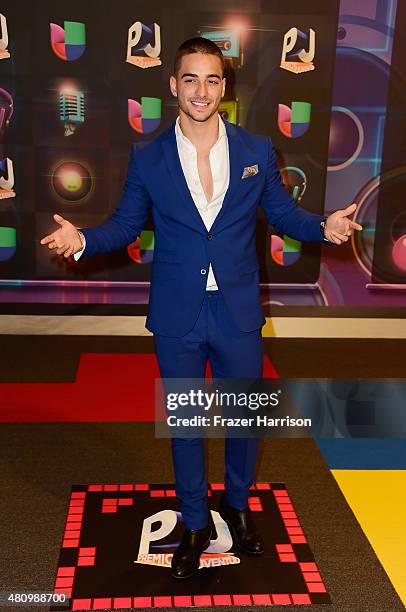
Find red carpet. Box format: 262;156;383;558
0;354;279;422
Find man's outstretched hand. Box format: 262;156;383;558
325;203;362;245
40;214;83;258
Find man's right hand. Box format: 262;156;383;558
40;214;84;258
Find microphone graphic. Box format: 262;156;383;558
59;89;84;136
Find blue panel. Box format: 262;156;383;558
317;438;406;469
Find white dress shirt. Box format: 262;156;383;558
74;113;230;288
175;114;229;290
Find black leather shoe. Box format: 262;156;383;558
219;493;264;555
171;523;212;579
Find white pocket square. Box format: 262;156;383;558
241;164;259;179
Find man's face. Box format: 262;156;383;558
170;52;225;123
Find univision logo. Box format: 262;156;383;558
0;226;16;261
128;97;161;134
278;102;311;138
127;230;154;264
270;234;301;266
50;21;86;61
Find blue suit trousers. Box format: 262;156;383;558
153;290;264;530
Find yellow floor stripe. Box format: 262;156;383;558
332;470;406;605
1;315;406;337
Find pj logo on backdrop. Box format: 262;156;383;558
0;13;10;59
280;27;315;74
0;157;15;199
126;21;161;68
136;509;240;569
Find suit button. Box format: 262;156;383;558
207;234;213;240
200;268;207;275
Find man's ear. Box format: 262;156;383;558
221;77;226;98
169;75;177;97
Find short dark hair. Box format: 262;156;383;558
174;37;226;75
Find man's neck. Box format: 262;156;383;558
178;111;219;152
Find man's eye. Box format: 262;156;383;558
209;80;219;85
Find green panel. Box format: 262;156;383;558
139;230;155;251
284;235;301;253
291;101;311;124
65;21;86;45
141;97;161;119
0;226;16;247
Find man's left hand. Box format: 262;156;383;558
325;203;363;245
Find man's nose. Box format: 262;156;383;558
195;81;208;97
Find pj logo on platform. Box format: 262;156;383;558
136;509;240;569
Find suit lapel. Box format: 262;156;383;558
209;120;247;232
161;119;252;234
161;125;207;234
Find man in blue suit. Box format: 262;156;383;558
41;37;362;579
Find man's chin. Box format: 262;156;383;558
190;109;217;122
190;115;211;123
187;107;218;123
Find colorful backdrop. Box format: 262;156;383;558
0;0;405;309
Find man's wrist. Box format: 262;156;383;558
73;230;86;261
77;230;85;250
320;218;330;242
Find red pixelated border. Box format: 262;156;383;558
53;482;328;609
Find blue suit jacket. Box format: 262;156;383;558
81;120;327;337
